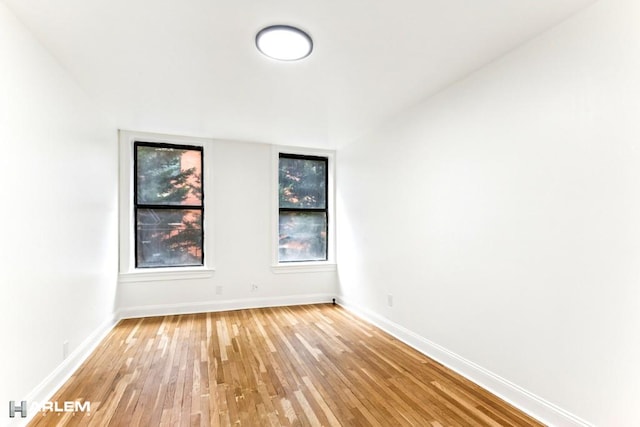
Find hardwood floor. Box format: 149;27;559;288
29;304;543;426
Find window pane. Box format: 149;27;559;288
136;145;202;206
279;212;327;262
279;157;326;208
137;209;203;267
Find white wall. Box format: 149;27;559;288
337;0;640;425
116;139;338;316
0;0;118;423
0;1;337;418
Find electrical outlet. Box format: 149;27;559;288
387;294;393;307
216;285;223;295
251;283;258;292
63;341;69;360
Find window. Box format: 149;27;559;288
134;142;204;268
271;146;335;272
119;130;213;282
278;153;329;262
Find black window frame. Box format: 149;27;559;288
133;141;205;268
278;153;329;263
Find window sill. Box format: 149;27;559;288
119;267;215;283
271;262;337;274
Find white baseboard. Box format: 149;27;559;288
117;293;336;319
336;296;594;427
10;314;117;427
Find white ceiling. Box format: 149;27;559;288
5;0;596;148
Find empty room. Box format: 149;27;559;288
1;0;639;426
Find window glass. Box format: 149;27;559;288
136;209;203;268
279;157;326;209
136;145;202;206
135;142;204;268
279;212;327;262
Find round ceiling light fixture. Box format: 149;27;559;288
255;25;313;61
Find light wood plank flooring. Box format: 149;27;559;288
29;304;543;426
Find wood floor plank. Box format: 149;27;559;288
28;304;544;426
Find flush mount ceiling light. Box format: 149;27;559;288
256;25;313;61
